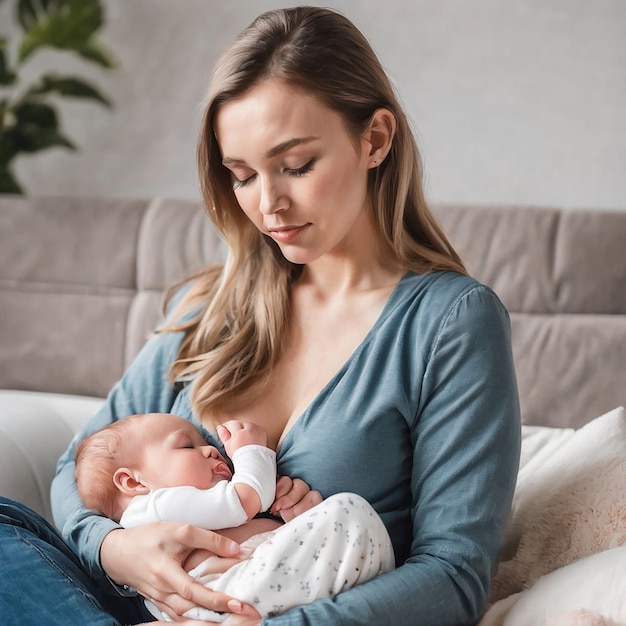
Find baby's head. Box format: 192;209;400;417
75;413;232;522
74;416;141;522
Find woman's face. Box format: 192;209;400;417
215;80;375;265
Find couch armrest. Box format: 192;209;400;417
0;391;104;523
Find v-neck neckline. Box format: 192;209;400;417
276;271;413;455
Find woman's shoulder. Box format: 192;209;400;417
388;270;509;335
396;270;501;308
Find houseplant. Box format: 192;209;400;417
0;0;115;193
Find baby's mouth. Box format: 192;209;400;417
214;461;233;480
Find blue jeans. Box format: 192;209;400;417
0;497;151;626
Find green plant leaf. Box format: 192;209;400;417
17;0;114;65
6;0;115;194
17;0;38;31
0;40;18;86
0;128;19;165
0;164;24;194
27;74;112;106
17;0;65;31
7;124;76;153
15;100;59;129
75;38;116;68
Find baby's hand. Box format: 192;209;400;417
217;420;268;458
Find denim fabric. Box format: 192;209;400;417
0;497;150;626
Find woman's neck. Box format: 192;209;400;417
299;253;404;300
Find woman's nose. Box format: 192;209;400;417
258;177;288;215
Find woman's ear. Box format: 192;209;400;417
113;467;150;496
364;108;396;169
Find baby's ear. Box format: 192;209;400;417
113;467;149;496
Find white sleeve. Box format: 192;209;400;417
120;483;249;530
230;445;277;512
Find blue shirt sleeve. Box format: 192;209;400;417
264;284;521;625
50;326;184;584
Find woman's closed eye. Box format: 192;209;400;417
284;158;315;177
231;159;315;190
233;173;256;190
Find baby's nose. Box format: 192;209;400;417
200;445;216;458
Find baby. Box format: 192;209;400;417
75;413;394;621
76;414;276;530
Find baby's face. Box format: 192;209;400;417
133;413;232;491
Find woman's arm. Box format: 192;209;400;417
51;315;322;621
263;285;521;625
51;327;185;581
51;326;249;619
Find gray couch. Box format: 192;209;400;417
0;197;625;618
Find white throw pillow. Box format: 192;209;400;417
490;406;626;602
480;546;626;626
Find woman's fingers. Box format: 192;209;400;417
272;477;322;521
278;489;323;522
150;529;241;618
173;523;240;558
100;523;242;620
221;600;263;624
273;475;294;501
148;565;237;619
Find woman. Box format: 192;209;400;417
0;7;520;625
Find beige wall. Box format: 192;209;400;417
3;0;625;209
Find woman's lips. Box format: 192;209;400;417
268;224;310;243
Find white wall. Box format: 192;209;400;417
4;0;625;209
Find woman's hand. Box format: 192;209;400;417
100;522;241;619
215;601;262;625
271;476;322;522
142;602;262;626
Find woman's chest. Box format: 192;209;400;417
215;301;390;449
277;359;415;504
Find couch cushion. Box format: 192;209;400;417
0;197;225;398
0;197;149;397
0;390;104;522
434;204;626;314
127;197;227;369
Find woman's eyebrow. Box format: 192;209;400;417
222;136;318;165
265;136;318;158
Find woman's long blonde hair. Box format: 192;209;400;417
163;7;466;421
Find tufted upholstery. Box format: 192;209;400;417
0;196;226;398
1;197;624;428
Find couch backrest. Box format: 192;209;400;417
434;204;626;428
1;197;624;428
0;197;225;398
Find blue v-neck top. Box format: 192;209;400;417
52;270;521;625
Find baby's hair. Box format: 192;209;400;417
74;417;142;522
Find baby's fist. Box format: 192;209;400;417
217;420;268;457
